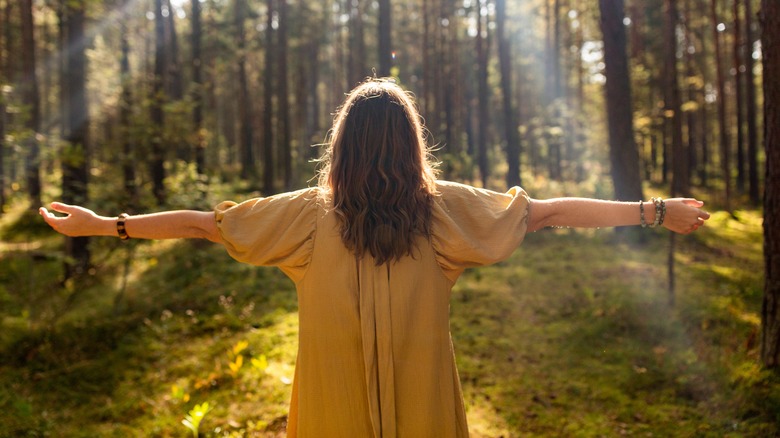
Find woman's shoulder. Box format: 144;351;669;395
434;180;509;200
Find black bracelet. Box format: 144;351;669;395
117;213;130;240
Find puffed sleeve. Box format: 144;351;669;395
214;187;319;282
431;181;530;282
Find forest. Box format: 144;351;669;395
1;0;780;436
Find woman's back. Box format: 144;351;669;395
215;181;531;437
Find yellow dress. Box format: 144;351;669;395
215;180;530;438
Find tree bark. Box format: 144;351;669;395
711;0;732;212
277;0;292;190
61;0;90;275
598;0;644;202
21;0;41;208
192;0;206;177
475;0;489;188
667;0;690;197
496;0;522;187
120;10;136;209
745;0;760;204
348;0;366;86
760;0;780;369
150;0;167;205
235;0;255;180
263;0;275;194
734;0;746;192
0;65;4;215
378;0;392;76
684;0;699;186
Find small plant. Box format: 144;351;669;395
228;354;243;378
182;401;212;438
227;340;249;378
251;354;268;372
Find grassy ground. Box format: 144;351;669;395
0;190;777;437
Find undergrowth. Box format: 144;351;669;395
0;183;776;437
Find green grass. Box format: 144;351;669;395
0;193;776;437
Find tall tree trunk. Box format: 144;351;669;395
150;0;167;205
120;11;136;209
684;0;699;186
711;0;732;212
598;0;644;202
475;0;489;188
548;0;562;180
496;0;521;187
192;0;206;176
667;0;689;197
760;0;780;369
235;0;255;180
263;0;275;194
348;0;366;86
165;0;183;101
378;0;392;76
277;0;291;190
21;0;41;208
697;0;711;187
745;0;760;204
734;0;746;192
62;0;90;275
0;70;4;215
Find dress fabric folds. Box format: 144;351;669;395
214;181;530;437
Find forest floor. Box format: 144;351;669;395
0;182;778;437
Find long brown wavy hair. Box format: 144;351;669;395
318;78;438;264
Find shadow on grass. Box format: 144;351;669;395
1;238;298;436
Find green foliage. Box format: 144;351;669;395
182;401;213;438
0;183;776;436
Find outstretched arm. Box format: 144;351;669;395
527;198;710;234
39;202;223;243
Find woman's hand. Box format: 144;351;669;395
39;202;114;237
662;198;710;234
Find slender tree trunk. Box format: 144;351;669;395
598;0;644;202
21;0;41;208
475;0;489;188
165;0;183;101
263;0;275;194
684;0;699;186
549;0;562;180
62;0;90;275
698;0;711;187
277;0;291;189
150;0;167;205
667;0;689;197
0;76;4;215
711;0;732;212
378;0;392;76
235;0;255;180
496;0;521;187
120;12;136;209
348;0;366;86
192;0;206;177
746;0;760;204
760;0;780;369
734;0;746;192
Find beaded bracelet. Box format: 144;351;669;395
658;198;666;225
651;197;662;227
117;213;130;240
639;201;648;228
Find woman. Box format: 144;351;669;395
40;79;709;437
